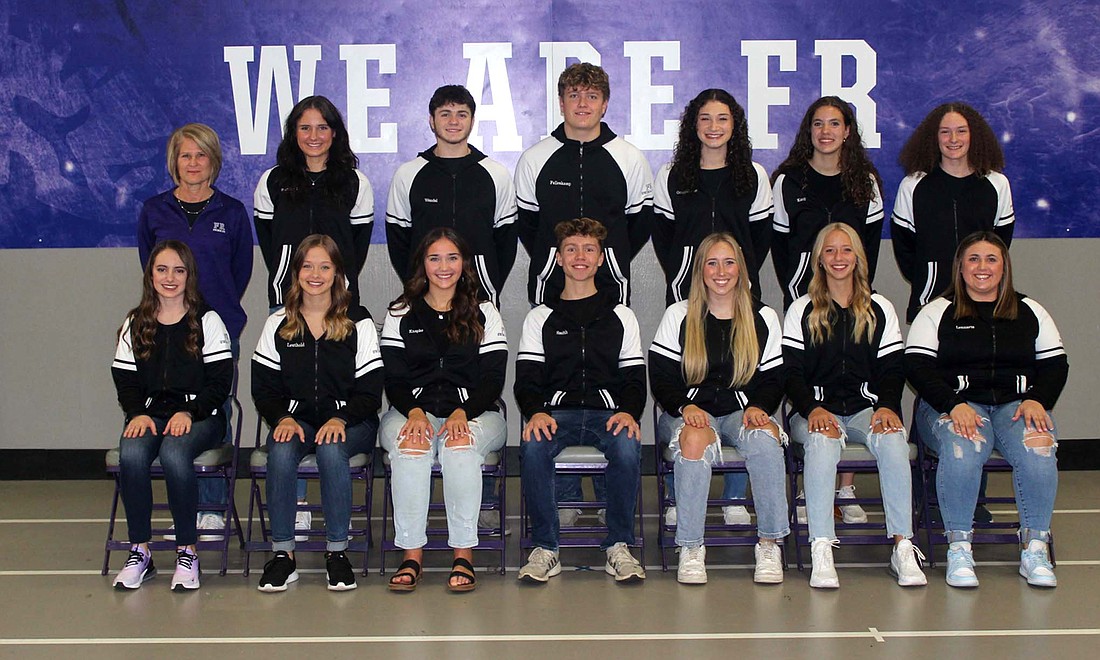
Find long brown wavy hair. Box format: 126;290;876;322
682;233;759;388
898;102;1005;176
389;227;484;345
120;240;203;360
279;234;355;342
771;96;881;207
671;89;755;197
806;223;876;345
944;231;1018;320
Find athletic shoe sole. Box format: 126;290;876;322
257;570;299;592
518;562;561;583
113;566;157;590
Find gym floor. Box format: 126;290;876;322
1;472;1098;658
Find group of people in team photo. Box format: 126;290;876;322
109;62;1067;597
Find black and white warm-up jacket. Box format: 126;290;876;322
251;308;383;429
771;167;884;310
515;122;653;306
891;166;1014;321
782;294;904;419
652;161;774;305
385;146;518;306
253;166;374;308
111;307;233;426
649;300;784;418
514;289;647;420
380;299;508;419
904;295;1068;414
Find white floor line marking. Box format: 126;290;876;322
3;628;1100;645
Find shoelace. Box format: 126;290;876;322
124;549;146;567
176;551;196;570
908;544;927;567
1022;548;1053;569
949;547;975;568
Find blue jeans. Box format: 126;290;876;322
266;417;378;552
380;409;507;549
790;408;913;540
118;415;224;545
658;411;789;548
520;409;642;550
916;400;1058;544
663;472;748;505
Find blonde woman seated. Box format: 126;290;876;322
783;223;925;589
380;228;508;592
649;232;788;584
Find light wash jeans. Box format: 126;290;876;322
790;408;914;540
266;418;377;552
916;400;1057;544
380;409;507;549
658;411;789;548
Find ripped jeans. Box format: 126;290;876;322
790;408;913;541
916;400;1058;544
380;409;507;549
658;410;789;548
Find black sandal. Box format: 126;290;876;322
388;558;422;592
447;557;477;593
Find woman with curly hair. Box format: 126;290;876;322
254;95;374;311
252;235;383;593
110;240;233;591
653;89;773;305
891;102;1014;322
380;228;508;592
783;223;925;589
771;96;884;312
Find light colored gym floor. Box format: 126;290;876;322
1;472;1098;658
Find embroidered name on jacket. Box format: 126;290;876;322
549;180;572;187
423;198;438;203
286;342;305;348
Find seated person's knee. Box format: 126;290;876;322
678;425;713;460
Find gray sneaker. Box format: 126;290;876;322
604;542;646;582
518;547;561;583
557;508;581;527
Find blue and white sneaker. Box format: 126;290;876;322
945;541;978;588
1019;539;1057;588
113;546;156;590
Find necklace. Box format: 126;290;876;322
176;194;212;217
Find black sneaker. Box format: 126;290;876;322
257;551;298;592
325;551;357;591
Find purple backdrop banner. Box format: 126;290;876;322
1;0;1097;248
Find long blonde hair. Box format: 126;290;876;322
806;223;876;345
280;235;355;342
682;233;759;388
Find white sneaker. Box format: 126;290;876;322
722;505;751;525
478;510;512;536
604;542;646;582
677;545;707;584
795;491;808;525
557;508;582;527
518;547;561;583
196;512;225;542
836;485;868;524
294;508;311;542
1019;539;1057;588
753;541;784;584
664;506;678;527
596;508;607;525
810;537;840;588
889;538;928;587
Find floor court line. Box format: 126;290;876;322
3;628;1100;645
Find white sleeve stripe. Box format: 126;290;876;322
748;205;774;220
479;340;508;354
111;359;138;371
619;356;646;367
203;349;233;363
385;212;412;227
253;352;281;370
649;343;682;361
379;338;405;349
905;345;938;358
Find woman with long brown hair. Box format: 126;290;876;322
252;235;383;593
110;240;233;591
380;227;508;592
